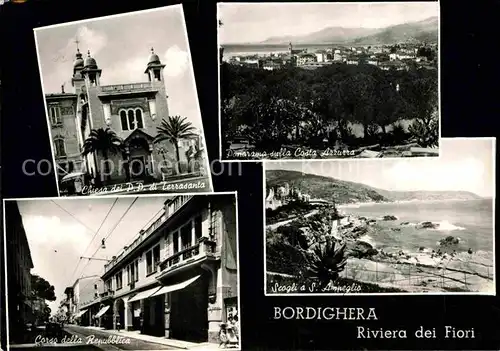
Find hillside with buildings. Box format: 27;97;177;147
266;169;389;204
266;170;482;204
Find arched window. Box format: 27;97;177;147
49;105;62;125
135;109;144;128
128;110;135;129
120;111;128;131
119;108;144;131
54;138;66;157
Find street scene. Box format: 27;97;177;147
4;193;240;350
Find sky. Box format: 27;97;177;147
266;138;496;198
218;2;439;44
14;195;168;314
34;5;203;131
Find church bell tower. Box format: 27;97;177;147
145;48;166;84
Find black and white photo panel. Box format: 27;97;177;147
3;193;240;350
33;5;213;196
218;2;440;161
263;138;495;295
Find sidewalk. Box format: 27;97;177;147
82;326;225;350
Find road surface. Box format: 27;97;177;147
266;209;319;231
64;325;179;350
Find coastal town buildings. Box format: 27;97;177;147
265;182;312;210
46;45;204;187
82;195;239;344
225;42;437;72
4;201;35;342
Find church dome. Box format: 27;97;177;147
73;49;84;69
148;48;161;65
84;50;98;69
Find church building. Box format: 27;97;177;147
46;45;202;186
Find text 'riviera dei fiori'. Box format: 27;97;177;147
357;326;475;339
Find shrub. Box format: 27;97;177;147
408;114;438;148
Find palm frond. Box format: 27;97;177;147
81;128;124;155
154;115;197;144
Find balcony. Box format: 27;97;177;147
157;238;217;280
99;83;157;96
99;290;114;299
104;196;194;274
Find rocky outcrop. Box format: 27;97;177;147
382;215;398;221
347;240;378;259
417;221;438;229
439;235;460;247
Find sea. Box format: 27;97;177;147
342;199;494;256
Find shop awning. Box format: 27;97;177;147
127;286;161;303
151;275;201;297
74;309;88;318
94;305;110;319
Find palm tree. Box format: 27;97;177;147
154;116;197;175
306;237;347;290
82;128;124;185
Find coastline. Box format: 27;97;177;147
266;199;494;294
337;197;488;209
333;203;494;293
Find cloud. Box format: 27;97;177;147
50;25;108;64
102;45;189;84
163;46;189;77
23;215;89;251
76;26;107;56
102;56;145;85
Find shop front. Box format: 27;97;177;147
73;309;88;326
159;273;209;343
94;303;112;329
79;301;102;327
118;285;162;334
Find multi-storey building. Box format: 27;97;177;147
69;276;103;325
265;187;282;210
297;53;317;66
96;194;238;344
46;46;203;185
5;201;34;342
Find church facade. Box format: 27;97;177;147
46;47;203;186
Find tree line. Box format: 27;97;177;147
221;62;439;151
